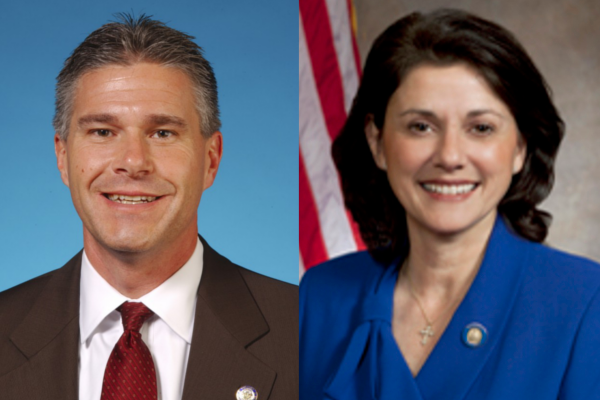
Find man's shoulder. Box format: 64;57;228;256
237;265;298;300
199;236;298;313
0;269;58;335
0;269;56;303
229;263;298;323
0;253;81;337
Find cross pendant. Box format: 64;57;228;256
419;325;434;345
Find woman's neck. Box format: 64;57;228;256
403;213;497;303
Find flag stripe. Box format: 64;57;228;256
305;0;365;253
299;0;365;271
324;0;360;113
346;0;362;77
299;154;328;268
300;0;347;141
299;17;358;265
299;154;329;266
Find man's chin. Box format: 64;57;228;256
82;222;197;259
89;232;160;255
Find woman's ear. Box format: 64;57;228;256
513;135;527;175
365;114;387;170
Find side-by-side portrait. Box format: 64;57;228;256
2;0;600;399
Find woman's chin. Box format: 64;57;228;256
409;211;497;239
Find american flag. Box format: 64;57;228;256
299;0;365;278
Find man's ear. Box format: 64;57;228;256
365;114;387;170
54;133;70;187
202;131;223;190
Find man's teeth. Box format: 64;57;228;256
422;183;476;195
107;194;157;204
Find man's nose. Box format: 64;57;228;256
112;133;154;177
434;128;465;172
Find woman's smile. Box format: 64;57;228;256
419;181;479;201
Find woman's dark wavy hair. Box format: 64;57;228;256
332;9;564;264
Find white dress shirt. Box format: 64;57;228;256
79;238;203;400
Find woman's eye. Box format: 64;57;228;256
409;122;431;133
471;124;494;134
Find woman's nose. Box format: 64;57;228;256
434;129;465;171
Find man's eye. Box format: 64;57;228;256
92;129;112;137
153;130;173;138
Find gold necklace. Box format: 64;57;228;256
404;268;463;346
405;270;436;345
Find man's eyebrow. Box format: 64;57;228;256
146;114;188;128
77;113;118;127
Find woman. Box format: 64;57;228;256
300;9;600;400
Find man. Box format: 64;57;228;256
0;15;298;400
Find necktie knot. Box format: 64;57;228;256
118;301;153;333
103;301;157;399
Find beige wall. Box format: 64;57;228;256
353;0;600;261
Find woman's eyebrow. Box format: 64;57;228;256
397;109;442;125
398;109;506;120
398;109;437;118
466;109;507;120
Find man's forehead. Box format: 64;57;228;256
69;63;199;123
71;63;194;99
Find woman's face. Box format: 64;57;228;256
366;63;526;237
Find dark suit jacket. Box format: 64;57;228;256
0;236;298;399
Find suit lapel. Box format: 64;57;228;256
3;253;81;399
182;236;276;400
415;218;529;399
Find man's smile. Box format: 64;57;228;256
104;193;160;204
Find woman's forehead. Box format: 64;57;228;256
387;63;511;118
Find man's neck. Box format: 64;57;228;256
83;231;198;299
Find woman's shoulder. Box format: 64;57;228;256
527;239;600;280
301;251;387;293
521;238;600;303
300;251;394;313
519;242;600;396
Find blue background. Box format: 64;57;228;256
0;0;298;290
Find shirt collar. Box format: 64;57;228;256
79;238;204;344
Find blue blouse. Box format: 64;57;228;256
300;218;600;399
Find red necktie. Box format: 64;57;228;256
101;302;158;400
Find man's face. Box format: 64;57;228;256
55;62;222;257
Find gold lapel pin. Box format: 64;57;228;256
462;322;488;348
236;385;258;400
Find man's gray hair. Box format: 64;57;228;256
53;13;220;140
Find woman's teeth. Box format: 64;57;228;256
422;183;476;195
